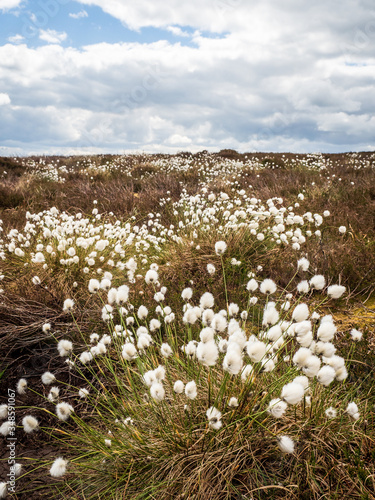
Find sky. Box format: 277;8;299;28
0;0;374;156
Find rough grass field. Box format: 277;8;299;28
0;150;374;500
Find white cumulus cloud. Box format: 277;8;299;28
39;29;67;44
7;34;24;43
69;10;88;19
0;0;22;11
0;0;375;155
0;93;11;105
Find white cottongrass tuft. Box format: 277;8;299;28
292;303;309;322
48;387;60;402
116;285;129;305
325;407;337;419
223;345;243;375
122;343;137;361
42;323;51;333
281;382;305;405
185;381;198;399
181;287;193;301
150;382;165;402
17;378;27;395
0;404;8;420
327;285;346;299
200;292;215;309
302;355;321;377
317;321;336;342
63;298;74;312
316;365;336;386
50;457;68;478
0;483;7;499
246;278;258;292
56;402;74;421
350;328;363;341
41;372;56;385
207;263;216;274
297;257;310;271
262;304;279;326
215;241;227;255
57;339;73;357
268;398;288;418
228;397;238;408
22;415;39;433
246;340;266;363
206;406;222;430
309;274;326;290
160;343;173;358
173;380;184;394
88;278;100;293
0;421;13;436
346;402;360;421
79;388;89;398
196;340;219;367
278;435;295;454
137;305;149;320
293;375;309;390
260;279;277;295
79;351;93;364
145;269;158;284
297;280;310;293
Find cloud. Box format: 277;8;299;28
69;10;88;19
7;34;24;43
39;29;67;44
166;26;191;38
1;0;375;154
0;0;22;11
0;93;11;105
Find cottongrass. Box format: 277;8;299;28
10;247;372;499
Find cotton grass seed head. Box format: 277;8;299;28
350;328;363;341
0;404;7;420
41;372;56;385
17;378;27;395
57;339;73;357
22;415;39;433
317;365;336;386
292;303;309;322
200;292;215;309
207;263;216;274
325;407;337;419
0;483;7;499
281;382;305;405
56;402;74;421
309;274;326;290
173;380;184;394
260;279;277;295
50;457;67;478
185;380;198;399
327;285;346;299
268;398;288;418
215;240;227;255
278;435;295;454
63;298;74;312
48;387;60;402
181;287;193;301
297;257;310;271
150;382;165;402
